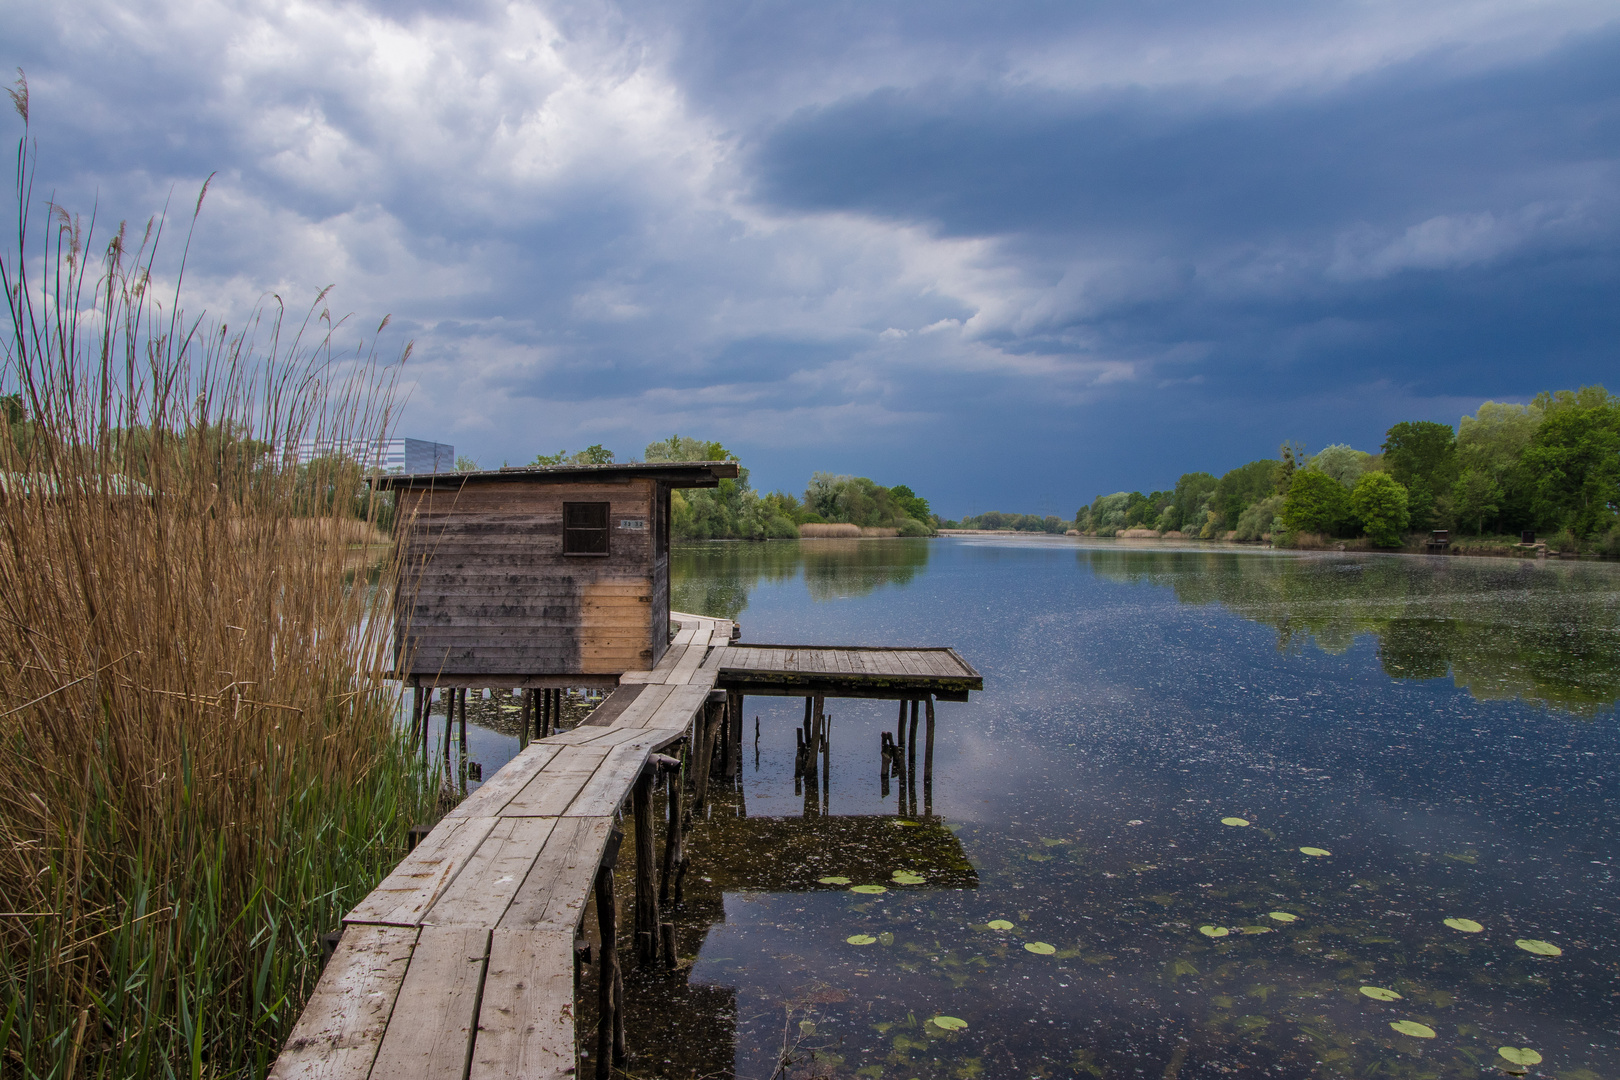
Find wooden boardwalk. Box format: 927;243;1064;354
712;644;980;701
269;613;736;1080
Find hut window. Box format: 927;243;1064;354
563;502;610;555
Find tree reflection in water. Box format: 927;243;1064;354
672;538;933;621
1082;549;1620;717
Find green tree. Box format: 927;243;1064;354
1455;400;1543;534
1382;420;1457;532
1213;459;1279;531
454;454;479;472
1276;442;1306;494
1308;443;1374;488
1451;467;1501;535
888;484;932;524
1351;471;1410;547
1522;387;1620;538
644;435;732;462
532;443;617;466
1281;470;1353;536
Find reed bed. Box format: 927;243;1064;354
0;88;432;1078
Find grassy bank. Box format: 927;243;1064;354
0;103;432;1078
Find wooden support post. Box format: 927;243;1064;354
660;921;676;968
633;768;659;966
409;682;422;741
724;690;742;778
660;767;682;905
693;691;724;810
793;727;804;777
896;698;907;752
908;698;920;775
593;863;617;1078
521;688;533;740
441;687;455;761
924;694;936;785
880;731;892;780
458;688;468;758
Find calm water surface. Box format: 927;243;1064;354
444;537;1620;1079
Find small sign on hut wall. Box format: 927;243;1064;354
619;518;647;530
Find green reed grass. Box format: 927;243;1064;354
0;77;433;1078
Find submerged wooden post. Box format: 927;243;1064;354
594;827;624;1078
632;767;659;966
409;681;422;742
924;694;936;784
521;687;533;739
896;698;907;753
693;691;724;810
724;689;742;778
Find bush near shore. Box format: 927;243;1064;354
0;106;431;1078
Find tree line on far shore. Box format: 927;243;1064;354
473;435;937;541
961;384;1620;553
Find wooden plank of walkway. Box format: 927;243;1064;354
268;925;418;1080
274;613;728;1080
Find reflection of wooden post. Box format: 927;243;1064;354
924;695;936;784
632;767;659;966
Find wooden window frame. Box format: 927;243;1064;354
562;501;611;556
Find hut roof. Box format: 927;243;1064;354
371;460;739;490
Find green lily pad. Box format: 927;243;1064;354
1515;938;1562;956
1024;941;1056;955
892;819;919;827
1443;917;1483;933
1198;925;1229;938
818;876;851;885
987;919;1015;931
1221;817;1250;827
1389;1021;1436;1039
846;934;876;945
892;871;926;885
931;1015;968;1031
1360;986;1402;1002
1299;847;1331;857
850;884;888;895
1497;1047;1542;1066
1268;911;1298;923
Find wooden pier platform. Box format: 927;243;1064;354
269;615;982;1079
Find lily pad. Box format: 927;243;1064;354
1268;911;1298;923
818;876;851;885
846;934;877;945
1443;917;1483;933
850;884;888;895
1221;817;1250;827
987;919;1015;931
1299;847;1332;857
1198;925;1229;938
1360;986;1402;1002
1024;941;1056;955
1515;938;1562;956
892;819;920;827
1497;1048;1542;1066
891;871;926;885
1389;1020;1436;1039
931;1015;968;1031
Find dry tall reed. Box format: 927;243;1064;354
0;80;431;1077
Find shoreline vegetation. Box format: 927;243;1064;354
0;102;431;1078
950;385;1620;559
478;435;941;542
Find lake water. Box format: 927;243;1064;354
433;537;1620;1078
